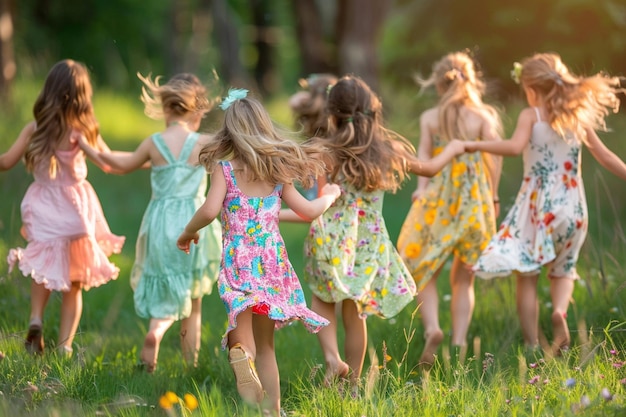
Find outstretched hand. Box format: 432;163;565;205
448;139;466;156
463;141;480;153
177;230;199;254
320;183;341;201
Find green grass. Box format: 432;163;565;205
0;80;625;416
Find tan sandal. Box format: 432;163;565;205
228;343;263;404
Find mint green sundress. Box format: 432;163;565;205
132;132;221;320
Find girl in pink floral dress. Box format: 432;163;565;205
177;89;340;416
465;53;626;355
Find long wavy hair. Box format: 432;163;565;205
137;72;214;120
418;51;502;142
24;59;99;176
318;75;414;193
520;52;621;139
199;96;326;188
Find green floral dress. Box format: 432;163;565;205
397;135;496;290
303;184;416;318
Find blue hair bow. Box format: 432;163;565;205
219;88;249;110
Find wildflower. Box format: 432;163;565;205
159;393;175;410
601;388;613;401
620;378;626;385
612;362;623;369
609;349;618;355
505;399;511;405
543;379;549;385
528;375;540;385
529;362;538;369
565;378;576;388
580;395;591;407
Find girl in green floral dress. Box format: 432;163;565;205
303;75;464;386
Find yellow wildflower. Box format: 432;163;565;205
183;393;199;410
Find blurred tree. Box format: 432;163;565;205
292;0;336;76
250;0;276;95
336;0;391;92
211;0;247;87
0;0;15;101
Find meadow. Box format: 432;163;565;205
0;79;625;416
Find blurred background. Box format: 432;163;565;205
1;0;625;100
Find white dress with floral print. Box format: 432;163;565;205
303;183;416;319
473;108;587;280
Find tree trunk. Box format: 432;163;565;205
336;0;391;93
210;0;246;87
292;0;335;76
249;0;276;95
0;0;15;101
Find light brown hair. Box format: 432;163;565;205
25;59;99;176
321;75;415;193
520;52;621;138
199;96;325;188
291;73;337;138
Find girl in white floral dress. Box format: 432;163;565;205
465;53;626;355
303;75;464;386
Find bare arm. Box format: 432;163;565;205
79;135;151;174
0;122;35;171
465;107;535;156
177;166;227;253
281;182;340;222
407;139;465;177
480;112;504;207
584;128;626;181
414;113;434;196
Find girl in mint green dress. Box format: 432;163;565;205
79;73;220;371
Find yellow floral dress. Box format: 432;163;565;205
397;135;496;290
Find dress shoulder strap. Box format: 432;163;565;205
178;132;200;162
151;133;176;164
533;107;542;122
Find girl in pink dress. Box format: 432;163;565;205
1;59;124;356
177;89;340;416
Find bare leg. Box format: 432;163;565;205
516;274;540;347
25;281;51;354
227;308;263;404
141;317;175;372
311;295;349;384
180;297;202;367
549;277;574;355
58;282;83;354
417;268;444;366
450;257;475;359
342;300;366;383
253;314;280;416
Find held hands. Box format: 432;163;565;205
447;139;466;156
463;141;480;153
177;229;200;254
320;183;341;201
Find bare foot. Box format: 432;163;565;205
419;329;444;368
323;360;350;386
140;332;158;373
551;311;570;356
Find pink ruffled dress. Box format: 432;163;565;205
7;140;125;291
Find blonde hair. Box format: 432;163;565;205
24;59;99;176
138;72;214;120
418;51;503;142
520;52;621;138
292;73;337;137
198;96;325;188
320;75;414;193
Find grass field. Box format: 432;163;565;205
0;79;625;416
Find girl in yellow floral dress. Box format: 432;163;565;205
397;52;503;366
